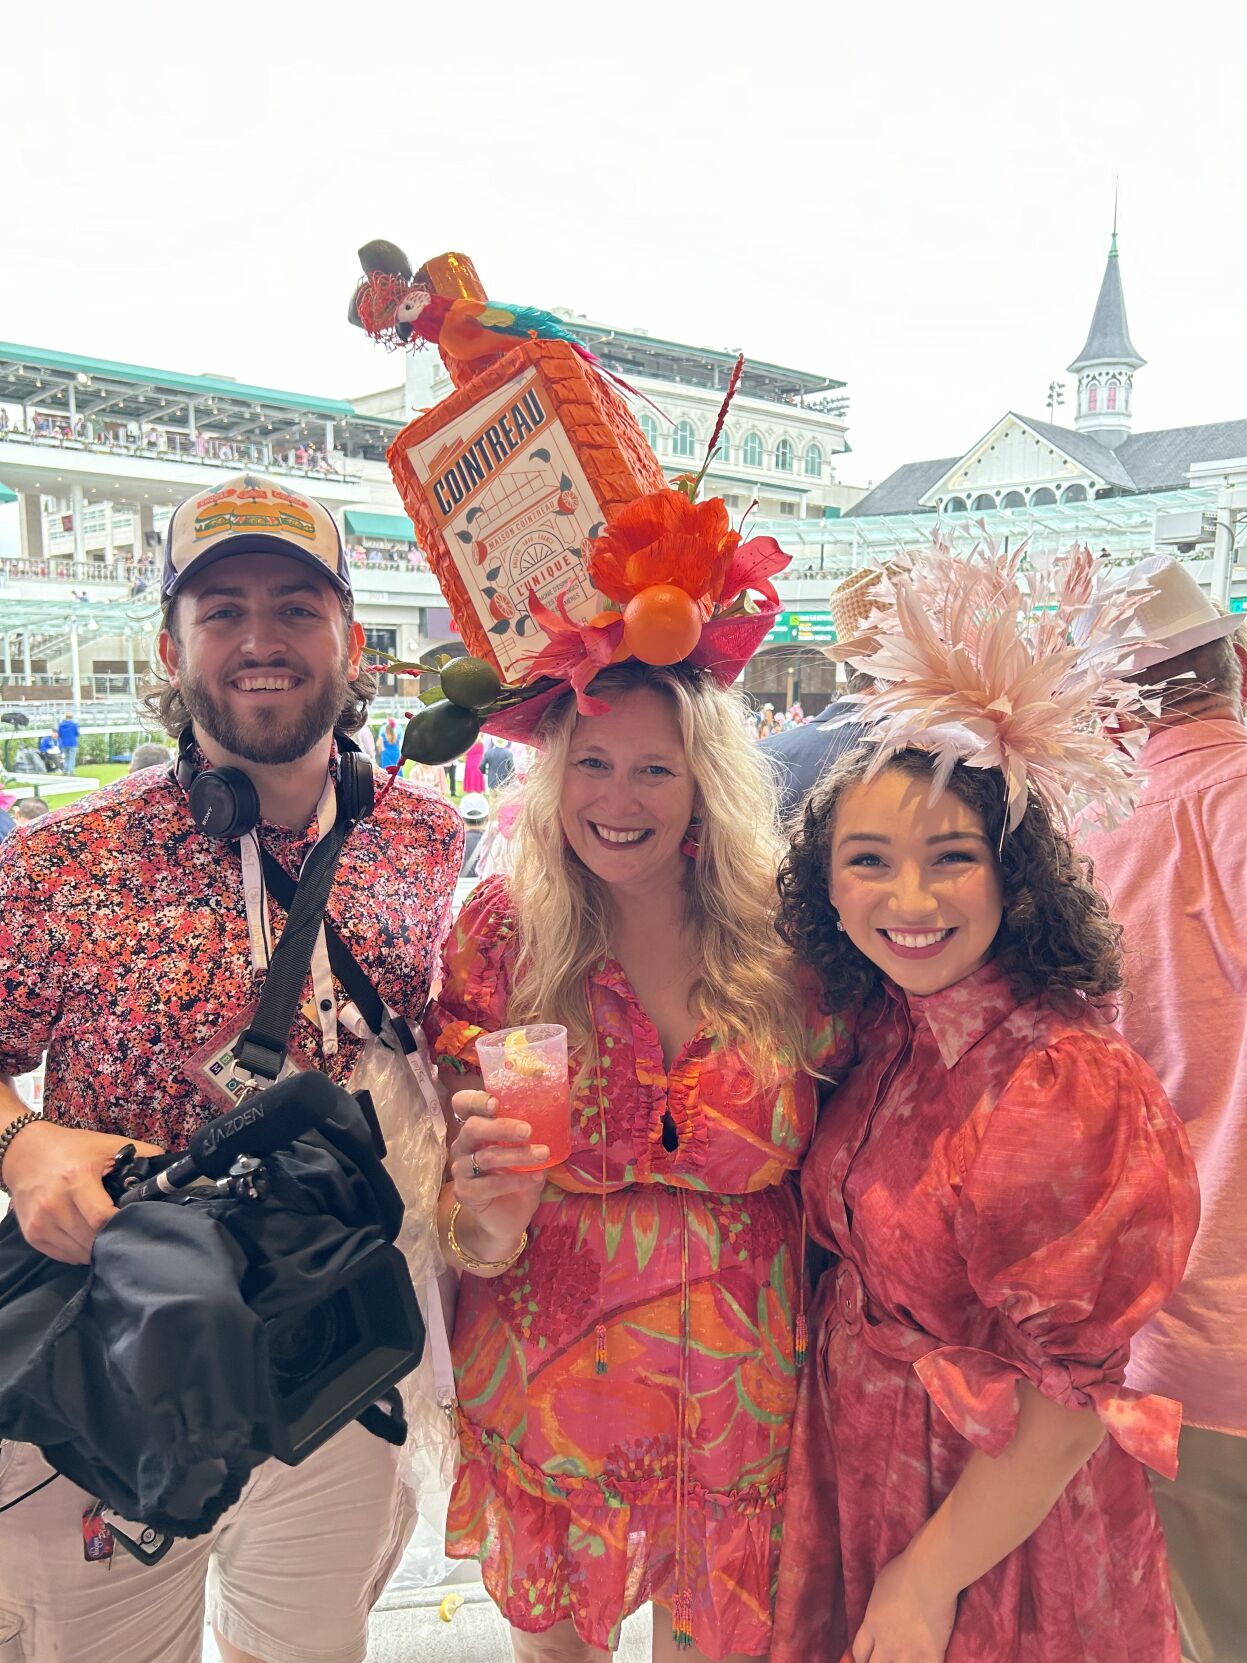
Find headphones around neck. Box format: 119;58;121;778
175;726;375;840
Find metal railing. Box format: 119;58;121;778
0;426;364;483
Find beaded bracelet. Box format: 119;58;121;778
447;1201;527;1273
0;1111;40;1195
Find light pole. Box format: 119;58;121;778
1045;381;1066;424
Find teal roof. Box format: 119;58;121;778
0;341;361;419
0;482;15;505
344;509;416;543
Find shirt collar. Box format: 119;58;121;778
901;958;1020;1069
1140;713;1247;769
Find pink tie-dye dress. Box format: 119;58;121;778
772;962;1199;1663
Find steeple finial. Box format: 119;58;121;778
1111;177;1119;255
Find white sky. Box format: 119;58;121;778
4;0;1246;488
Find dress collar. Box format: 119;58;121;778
900;959;1020;1070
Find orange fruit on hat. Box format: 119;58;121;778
622;584;704;666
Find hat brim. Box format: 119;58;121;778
1122;609;1241;672
162;536;351;601
482;607;780;744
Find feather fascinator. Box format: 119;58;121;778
827;538;1159;832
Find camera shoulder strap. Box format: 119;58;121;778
232;822;351;1081
256;846;418;1055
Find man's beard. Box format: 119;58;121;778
179;655;350;766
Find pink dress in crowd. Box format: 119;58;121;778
462;740;486;795
771;961;1199;1663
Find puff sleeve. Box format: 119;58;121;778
915;1035;1199;1478
423;873;518;1073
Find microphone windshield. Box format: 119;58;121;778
186;1073;348;1179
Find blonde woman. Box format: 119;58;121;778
427;660;844;1663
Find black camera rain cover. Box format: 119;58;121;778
0;1081;416;1538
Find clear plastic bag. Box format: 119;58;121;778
347;1018;460;1516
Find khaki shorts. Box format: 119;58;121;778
1152;1423;1247;1663
0;1422;416;1663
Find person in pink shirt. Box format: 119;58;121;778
1080;558;1247;1663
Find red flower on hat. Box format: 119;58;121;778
525;590;626;713
588;490;739;606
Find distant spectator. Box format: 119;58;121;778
0;791;15;840
457;792;490;875
128;742;173;774
482;737;515;793
462;738;486;795
57;712;80;776
13;797;50;823
377;715;403;772
352;721;376;763
758;569;884;822
37;733;62;772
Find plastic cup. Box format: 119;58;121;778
475;1023;572;1172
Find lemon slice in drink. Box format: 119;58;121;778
503;1030;547;1078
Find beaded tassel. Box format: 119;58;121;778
672;1589;694;1650
795;1210;810;1368
596;1051;609;1375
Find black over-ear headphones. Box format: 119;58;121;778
175;726;375;840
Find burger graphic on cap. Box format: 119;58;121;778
193;485;317;544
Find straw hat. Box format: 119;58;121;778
829;567;885;641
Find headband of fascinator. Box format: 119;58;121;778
826;538;1162;833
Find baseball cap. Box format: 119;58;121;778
162;474;351;602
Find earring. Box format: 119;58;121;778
680;818;702;860
836;920;845;932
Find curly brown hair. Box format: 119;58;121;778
776;746;1123;1014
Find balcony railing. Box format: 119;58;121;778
0;425;363;483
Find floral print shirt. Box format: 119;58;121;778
0;767;462;1149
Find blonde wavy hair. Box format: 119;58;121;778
507;661;811;1088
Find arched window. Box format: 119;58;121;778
1060;483;1088;504
944;495;968;514
1029;487;1057;506
742;431;764;468
639;411;659;449
714;428;732;464
1086;383;1099;412
775;437;794;472
671;419;696;459
803;442;823;477
1106;380;1119;411
1000;490;1026;509
971;493;996;512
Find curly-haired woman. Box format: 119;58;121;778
770;742;1198;1663
426;660;841;1663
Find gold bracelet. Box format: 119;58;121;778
447;1201;527;1272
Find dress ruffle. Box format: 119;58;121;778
449;1419;783;1656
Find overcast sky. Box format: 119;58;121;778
4;0;1246;489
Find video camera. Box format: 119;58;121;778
0;1072;425;1540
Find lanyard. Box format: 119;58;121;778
238;774;341;1056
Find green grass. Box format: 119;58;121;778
9;762;133;809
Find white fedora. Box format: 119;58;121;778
1117;556;1240;672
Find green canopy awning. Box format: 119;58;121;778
343;510;417;544
0;483;16;505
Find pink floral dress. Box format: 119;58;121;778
427;876;847;1657
771;961;1199;1663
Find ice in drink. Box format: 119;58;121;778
476;1024;572;1172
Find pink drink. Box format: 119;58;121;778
492;1071;572;1171
476;1023;572;1172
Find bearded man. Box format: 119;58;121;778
0;475;462;1663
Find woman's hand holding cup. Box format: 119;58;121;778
448;1088;547;1261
